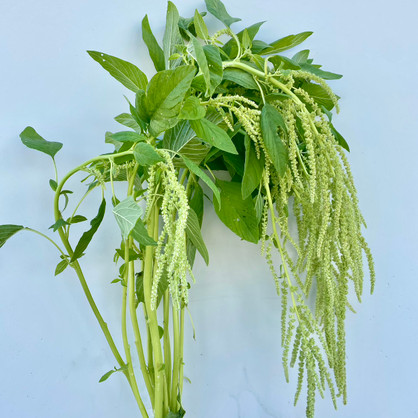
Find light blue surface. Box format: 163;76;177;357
1;0;417;417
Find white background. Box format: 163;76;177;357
1;0;417;417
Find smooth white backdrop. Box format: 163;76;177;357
1;0;417;417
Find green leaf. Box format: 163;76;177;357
178;138;211;165
163;120;196;151
87;51;148;92
242;135;264;199
109;131;146;143
292;49;310;64
222;68;258;89
300;63;342;80
300;82;335;110
269;55;301;70
260;103;289;177
202;45;223;96
131;218;157;246
204;0;241;27
133;142;164;166
20;127;63;158
163;1;183;69
191;35;211;94
0;225;24;248
71;199;106;262
145;65;196;136
223;21;265;58
186;208;209;265
214;180;259;244
190;118;237;154
49;218;69;232
114;113;142;133
113;196;143;240
179;96;206;120
180;155;220;205
194;9;209;40
49;179;58;191
98;365;128;383
55;259;69;276
67;215;88;224
142;15;165;72
330;123;350;151
262;31;313;55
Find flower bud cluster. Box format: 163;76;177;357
148;151;190;310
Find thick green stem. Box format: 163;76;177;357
171;306;180;411
122;243;149;417
163;291;172;398
179;307;185;396
143;204;165;418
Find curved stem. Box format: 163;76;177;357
24;228;66;257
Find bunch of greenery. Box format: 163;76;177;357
0;0;375;417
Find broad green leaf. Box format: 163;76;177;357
131;217;157;246
49;218;69;232
87;51;148;92
0;225;24;248
20;127;62;158
222;68;258;89
223;21;265;58
114;113;142;133
145;65;196;136
292;49;310;64
135;90;150;124
67;215;87;224
163;120;196;151
71;199;106;262
186;208;209;265
241;29;252;50
179;96;206;120
133;142;164;166
194;9;209;40
178;138;211;165
109;131;146;143
242;135;264;199
300;82;335;110
214;180;259;244
251;40;271;54
260;103;289;177
142;15;165;72
181;155;220;205
223;153;244;177
261;31;313;55
204;0;241;27
186;183;204;267
113;196;143;240
190;118;237;154
163;1;183;69
269;55;301;70
300;63;342;80
55;259;69;276
330;123;350;151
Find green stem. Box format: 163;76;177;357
179;307;185;396
122;242;149;417
163;291;172;399
143;203;165;418
171;306;180;411
24;228;66;257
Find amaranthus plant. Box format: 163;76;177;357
0;1;375;417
